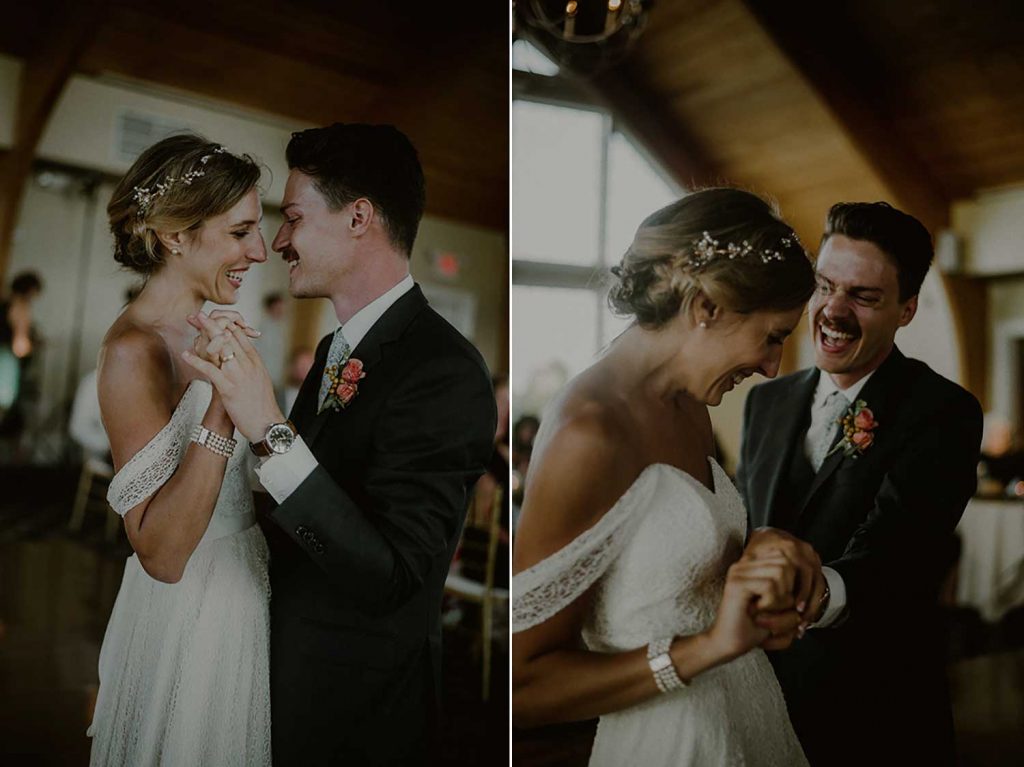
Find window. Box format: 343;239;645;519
511;74;680;417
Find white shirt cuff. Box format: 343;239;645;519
253;435;317;503
813;566;848;628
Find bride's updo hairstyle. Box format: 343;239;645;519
609;188;815;328
107;134;262;275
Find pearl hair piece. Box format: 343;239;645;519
684;231;799;271
131;146;228;219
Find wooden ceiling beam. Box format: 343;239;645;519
0;1;106;285
741;0;951;232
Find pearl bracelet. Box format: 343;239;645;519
647;637;688;694
190;425;236;458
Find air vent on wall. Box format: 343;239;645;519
114;110;194;164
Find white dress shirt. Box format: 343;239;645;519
804;369;874;629
255;274;415;502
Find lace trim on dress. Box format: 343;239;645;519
106;380;211;517
511;463;664;634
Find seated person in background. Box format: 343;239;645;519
465;375;510;586
978;412;1024;493
69;368;110;462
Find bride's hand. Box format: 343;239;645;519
188;310;260;367
706;555;797;662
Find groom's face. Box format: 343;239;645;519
272;171;355;299
809;234;917;385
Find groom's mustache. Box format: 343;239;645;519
818;314;860;337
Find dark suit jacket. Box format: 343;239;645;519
736;347;981;767
264;285;496;766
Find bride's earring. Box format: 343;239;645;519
699;321;708;329
171;248;181;256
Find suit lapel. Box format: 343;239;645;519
763;369;818;527
801;346;912;510
302;285;430;448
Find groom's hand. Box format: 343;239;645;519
181;313;284;442
754;608;803;650
743;527;822;617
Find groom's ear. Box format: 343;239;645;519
348;198;374;238
897;294;918;327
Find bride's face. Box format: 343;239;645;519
692;306;804;406
172;188;267;304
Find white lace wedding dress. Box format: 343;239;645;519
87;380;271;767
512;459;808;767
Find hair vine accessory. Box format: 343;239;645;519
684;231;799;270
132;146;228;218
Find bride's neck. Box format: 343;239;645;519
604;323;700;407
132;270;206;331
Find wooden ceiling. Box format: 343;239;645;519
0;0;509;231
523;0;1024;244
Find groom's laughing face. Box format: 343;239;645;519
809;234;917;386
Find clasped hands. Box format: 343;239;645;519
180;310;286;443
709;527;826;659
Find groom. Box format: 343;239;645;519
736;202;982;766
185;123;497;765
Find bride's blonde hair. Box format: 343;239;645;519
107;134;262;275
608;188;815;327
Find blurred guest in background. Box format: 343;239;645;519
466;375;510;585
0;271;44;448
280;345;314;414
260;291;288;396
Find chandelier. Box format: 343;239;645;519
513;0;654;74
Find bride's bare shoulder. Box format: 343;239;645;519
514;381;640;570
97;316;175;408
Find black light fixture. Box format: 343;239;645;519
513;0;654;75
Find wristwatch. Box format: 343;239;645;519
249;421;298;457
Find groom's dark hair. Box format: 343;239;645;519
821;202;933;301
286;123;426;256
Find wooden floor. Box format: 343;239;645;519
0;465;508;766
3;464;1022;766
511;609;1024;766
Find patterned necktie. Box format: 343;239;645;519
318;328;351;413
811;390;849;472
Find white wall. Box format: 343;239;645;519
953;186;1024;276
37;74;302;205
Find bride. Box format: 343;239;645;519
512;189;817;766
88;134;271;766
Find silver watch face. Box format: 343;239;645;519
266;423;295;454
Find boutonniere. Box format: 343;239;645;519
827;399;879;459
322;358;366;411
